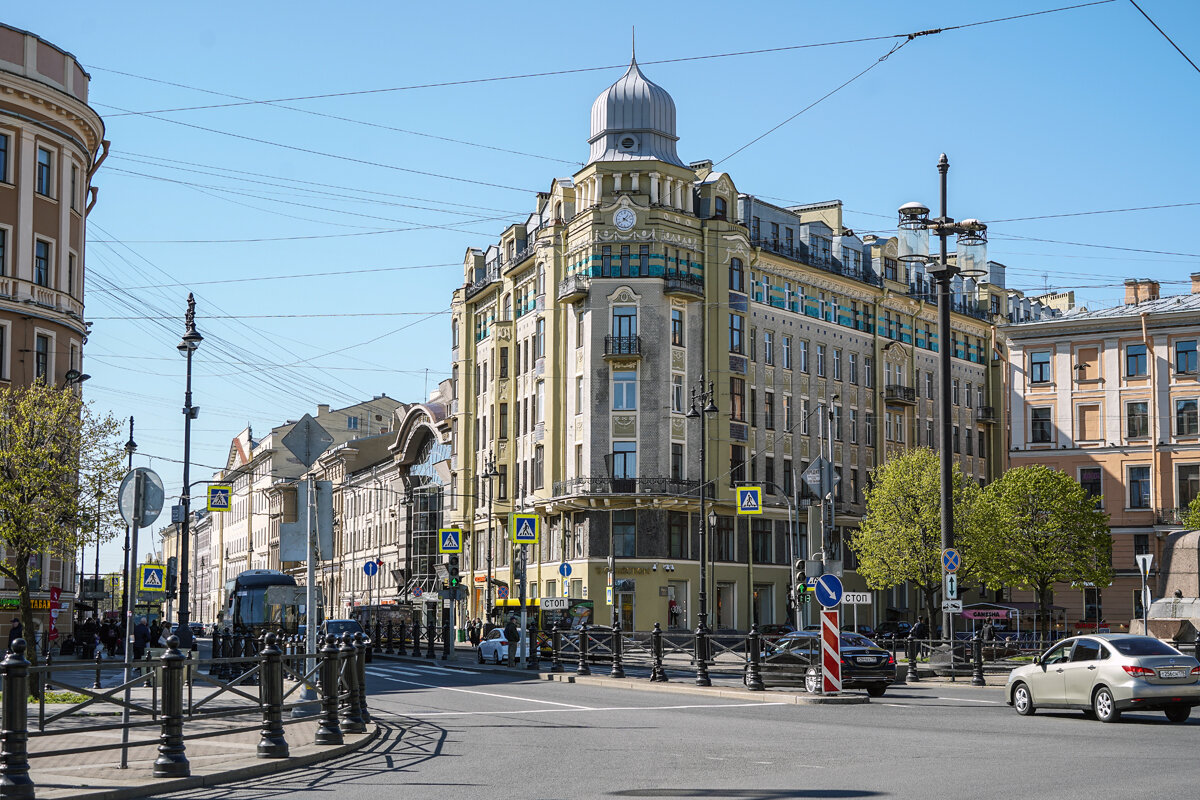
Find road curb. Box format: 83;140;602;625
42;723;381;800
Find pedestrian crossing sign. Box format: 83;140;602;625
207;484;232;512
438;528;463;554
511;514;539;544
139;564;165;593
737;486;762;515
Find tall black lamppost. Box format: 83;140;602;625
119;418;136;643
174;294;203;649
92;488;102;613
897;154;987;640
686;379;718;686
483;452;499;625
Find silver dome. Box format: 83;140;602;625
587;58;684;166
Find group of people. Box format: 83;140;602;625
4;616;179;660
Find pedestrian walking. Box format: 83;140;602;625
7;618;21;652
504;615;520;667
133;617;151;661
910;616;929;641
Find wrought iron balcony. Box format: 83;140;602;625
1157;507;1187;526
977;405;998;423
464;267;501;300
662;272;704;298
552;477;703;498
604;335;642;358
557;274;590;303
884;385;916;405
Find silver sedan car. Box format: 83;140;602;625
1006;634;1200;723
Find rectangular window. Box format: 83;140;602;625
729;258;745;293
575;376;583;413
1128;465;1151;509
953;425;960;453
783;395;792;429
729;314;744;354
850;409;858;444
849;353;858;385
866;413;875;446
799;340;810;374
782;336;792;370
601;245;612;275
536;381;544;424
764;330;774;365
764;392;775;430
534;445;544;489
765;457;775;491
613;509;636;557
36;147;53;196
499;347;509;378
730;445;746;485
1177;399;1199;436
1126;343;1148;377
864;356;874;389
750;327;757;362
668;512;687;559
1080;467;1103;507
613;442;637;480
1030;351;1051;384
730;377;745;422
783;459;794;495
965;382;973;409
749;388;757;428
34;334;49;381
70;164;78;211
576;308;584;348
925;371;933;399
1077;404;1100;442
952;378;960;405
1127;401;1149;439
535;318;545;358
1178;340;1198;375
0;228;6;277
34;241;51;287
1031;407;1052;444
0;134;7;183
1075;346;1099;381
499;403;508;439
671;374;684;413
671;443;685;481
834;405;843;441
833;349;842;381
801;399;810;435
1179;464;1200;511
0;325;5;380
816;344;826;378
497;465;508;500
613;370;637;410
671;309;684;346
620;245;631;276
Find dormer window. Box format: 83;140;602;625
714;196;727;220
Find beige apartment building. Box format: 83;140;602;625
1006;277;1200;631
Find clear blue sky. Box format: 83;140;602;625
10;1;1198;572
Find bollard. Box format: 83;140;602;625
410;617;422;658
525;619;538;670
971;634;985;687
93;650;103;690
153;636;190;778
338;633;366;734
354;633;370;724
650;622;667;682
550;622;564;673
1;639;34;799
314;634;343;745
257;633;289;758
695;624;711;687
385;621;395;655
576;624;591;676
746;623;765;692
373;622;382;655
907;635;921;684
609;622;625;679
397;622;407;657
218;629;232;682
425;612;436;659
43;649;52;693
208;630;221;677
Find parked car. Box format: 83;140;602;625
758;624;796;643
478;628;529;664
757;631;896;697
1005;634;1200;723
873;621;913;640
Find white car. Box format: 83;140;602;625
477;628;528;664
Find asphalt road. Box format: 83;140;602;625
166;659;1199;800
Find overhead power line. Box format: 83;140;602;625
1127;0;1200;75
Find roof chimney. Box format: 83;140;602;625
317;404;330;415
1192;272;1200;294
1124;278;1161;305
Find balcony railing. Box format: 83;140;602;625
884;385;916;405
557;274;590;303
1157;507;1187;526
750;238;882;288
0;276;85;321
553;477;704;498
662;272;704;298
464;267;501;300
604;335;641;357
977;405;998;423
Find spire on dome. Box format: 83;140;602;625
587;54;683;167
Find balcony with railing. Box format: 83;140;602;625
553;476;704;499
604;335;641;358
464;266;501;300
662;272;704;298
0;276;85;323
557;274;590;303
977;405;998;423
1157;507;1188;526
750;238;882;288
884;385;916;405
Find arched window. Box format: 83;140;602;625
714;196;727;220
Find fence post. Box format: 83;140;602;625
257;632;289;759
695;625;711;687
576;624;591;676
42;649;52;693
354;632;370;724
338;634;366;734
745;623;765;691
907;635;920;683
373;622;381;656
550;621;564;673
526;619;540;671
971;634;985;687
1;639;34;800
385;621;395;655
425;611;436;659
208;630;221;677
153;636;190;778
410;616;422;658
609;623;625;679
650;622;667;682
93;650;103;690
314;634;343;746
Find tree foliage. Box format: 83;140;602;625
971;465;1112;636
1183;493;1200;530
850;448;982;623
0;381;125;661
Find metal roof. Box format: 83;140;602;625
587;57;684;166
1010;290;1200;327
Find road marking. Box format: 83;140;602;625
382;678;596;709
932;696;1003;704
375;701;788;719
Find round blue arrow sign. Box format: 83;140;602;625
363;561;378;577
814;574;843;608
558;562;572;578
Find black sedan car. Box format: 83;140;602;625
758;631;897;697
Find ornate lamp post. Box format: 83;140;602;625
686;380;718;686
174;295;203;650
897;154;987;640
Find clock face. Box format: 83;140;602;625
614;208;636;231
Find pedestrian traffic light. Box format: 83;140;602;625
447;555;460;587
166;557;178;597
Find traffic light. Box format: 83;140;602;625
166;557;178;597
447;555;460;587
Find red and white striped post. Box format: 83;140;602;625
821;608;841;694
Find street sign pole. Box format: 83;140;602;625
519;543;528;668
119;470;143;770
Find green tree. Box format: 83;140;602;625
1183;493;1200;530
0;381;124;664
971;465;1112;638
850;448;981;627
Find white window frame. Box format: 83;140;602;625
1175;397;1199;438
32;327;55;383
1126;464;1152;510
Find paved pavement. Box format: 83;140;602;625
139;652;1200;800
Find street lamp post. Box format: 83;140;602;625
119;419;136;642
174;294;203;650
897;154;987;641
483;452;499;627
686;380;718;687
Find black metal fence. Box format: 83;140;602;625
0;631;375;799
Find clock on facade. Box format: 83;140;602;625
613;208;636;231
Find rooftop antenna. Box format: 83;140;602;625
632;26;636;62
